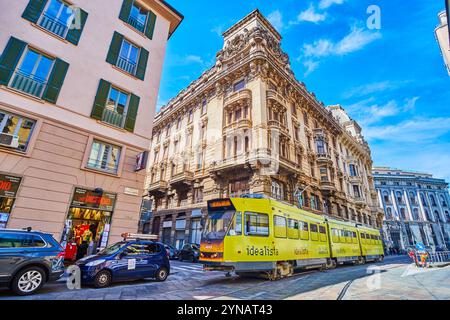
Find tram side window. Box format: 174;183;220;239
310;224;319;241
288;218;299;239
345;230;352;243
244;212;269;236
228;212;242;236
299;221;309;240
352;231;357;243
274;215;287;238
319;225;327;242
331;228;339;243
360;233;366;244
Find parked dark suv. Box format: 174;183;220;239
0;229;65;295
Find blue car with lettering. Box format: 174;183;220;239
76;236;170;288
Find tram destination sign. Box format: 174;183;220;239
71;187;117;211
0;174;22;198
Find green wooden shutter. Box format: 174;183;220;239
118;0;133;23
42;58;69;104
22;0;48;23
91;79;111;120
106;32;124;66
135;48;149;80
145;11;157;39
124;93;140;132
66;8;88;45
0;37;27;86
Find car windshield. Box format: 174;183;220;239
97;242;128;256
202;211;234;241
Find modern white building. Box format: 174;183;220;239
373;167;450;251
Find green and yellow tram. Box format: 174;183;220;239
200;196;384;280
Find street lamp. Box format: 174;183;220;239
294;185;310;208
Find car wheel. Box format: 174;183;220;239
155;267;169;282
12;266;46;296
94;270;112;288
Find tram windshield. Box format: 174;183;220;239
202;211;235;241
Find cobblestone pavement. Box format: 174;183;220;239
0;256;449;300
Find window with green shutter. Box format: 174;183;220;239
22;0;88;45
2;39;69;103
118;0;157;39
108;33;149;80
0;37;27;86
91;79;140;132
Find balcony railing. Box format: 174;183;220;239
38;12;69;38
117;56;137;75
102;108;125;128
127;16;146;33
9;70;47;98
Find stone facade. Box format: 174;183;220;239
373;167;450;251
0;0;182;245
145;10;382;248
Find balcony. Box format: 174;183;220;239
224;89;251;106
127;16;146;33
102;108;125;128
148;180;168;196
170;170;194;188
266;89;287;106
9;70;47;98
315;153;332;164
38;12;69;38
268;120;289;136
313;128;326;138
348;175;362;183
320;180;336;192
116;56;137;75
354;196;367;207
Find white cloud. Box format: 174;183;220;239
211;25;224;37
346;97;420;125
365;117;449;142
342;80;412;99
267;10;284;31
303;26;382;58
294;4;327;24
319;0;345;9
303;60;320;76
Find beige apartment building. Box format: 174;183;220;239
145;10;383;248
436;8;450;75
0;0;182;255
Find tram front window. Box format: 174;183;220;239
202;211;234;240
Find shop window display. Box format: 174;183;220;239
0;174;22;228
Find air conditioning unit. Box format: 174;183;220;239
0;133;19;149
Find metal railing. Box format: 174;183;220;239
413;251;450;267
116;56;137;75
102;108;125;128
9;70;47;98
39;12;69;38
127;16;146;33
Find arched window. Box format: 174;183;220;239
383;191;390;204
386;207;392;220
412;208;419;221
430;194;437;207
445;211;450;222
421;193;428;207
440;195;448;207
396;191;404;204
400;208;406;220
409;192;417;205
434;210;441;223
424;209;432;221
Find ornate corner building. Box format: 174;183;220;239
144;10;383;248
373;167;450;251
435;5;450;75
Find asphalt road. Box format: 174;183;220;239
1;255;449;300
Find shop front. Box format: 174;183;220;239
0;174;22;229
61;187;117;261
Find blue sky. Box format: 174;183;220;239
158;0;450;182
